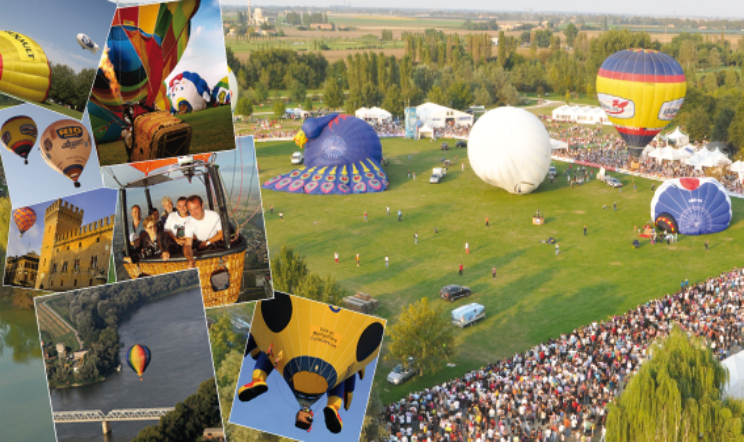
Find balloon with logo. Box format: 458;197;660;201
596;49;686;157
76;34;99;55
0;31;52;103
12;207;37;237
210;74;231;108
1;116;38;164
40;119;93;188
168;71;211;114
87;0;200;143
650;177;731;235
126;344;151;381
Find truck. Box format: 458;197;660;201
285;108;311;119
430;167;446;184
451;303;485;328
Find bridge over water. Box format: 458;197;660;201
54;408;173;435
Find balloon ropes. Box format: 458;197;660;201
227;137;261;234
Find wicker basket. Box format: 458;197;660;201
123;250;245;308
131;111;191;162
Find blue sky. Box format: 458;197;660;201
0;104;104;209
114;0;229;89
102;136;260;215
229;354;378;442
6;188;118;260
0;0;116;72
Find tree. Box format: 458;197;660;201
235;97;253;116
427;85;446;105
303;96;313;110
712;107;736;142
386;297;454;376
381;84;403;117
685;107;711;141
563;23;579;47
323;77;344;110
289;80;307;104
359;384;387;442
446;81;474;110
474;86;491;105
708;47;722;70
606;326;744;441
728;99;744;151
272;100;285;119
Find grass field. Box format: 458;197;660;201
257;137;744;404
95;106;236;166
37;303;79;352
46;295;75;329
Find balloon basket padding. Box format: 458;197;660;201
123;248;245;308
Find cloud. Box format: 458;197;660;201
196;26;204;36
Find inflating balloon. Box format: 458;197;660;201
168;71;211;114
238;293;385;434
12;207;36;237
40;119;93;188
263;114;388;195
596;49;686;157
650;178;731;235
0;31;51;103
1;115;38;164
126;344;151;380
76;34;99;55
87;0;200;143
468;107;551;195
210;74;231;108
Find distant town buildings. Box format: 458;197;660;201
4;252;39;287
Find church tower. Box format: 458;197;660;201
247;0;252;24
35;199;84;289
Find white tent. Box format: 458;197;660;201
731;160;744;173
665;127;689;147
416;102;448;124
551;105;611;125
550;139;568;151
685;149;710;167
677;145;696;158
723;351;744;399
649;146;683;162
418;124;435;139
428;107;473;128
355;106;392;124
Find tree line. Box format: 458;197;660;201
48;64;96;111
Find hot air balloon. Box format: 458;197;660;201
596;49;686;157
126;344;151;380
87;0;200;143
153;81;172;113
650;177;731;235
467;107;552;195
228;67;238;113
1;115;38;164
168;71;211;114
76;34;99;55
12;207;36;237
0;31;51;103
262;114;388;195
210;74;231;108
39;119;93;188
237;293;385;434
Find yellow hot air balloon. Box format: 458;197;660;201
39;119;93;188
238;293;385;434
596;48;686;157
1;115;38;164
0;31;51;103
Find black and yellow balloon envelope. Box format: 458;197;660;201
1;115;38;164
40;119;92;188
0;31;52;103
250;293;386;407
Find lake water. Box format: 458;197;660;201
0;300;56;441
50;287;217;441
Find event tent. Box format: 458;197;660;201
648;146;683;162
415;102;473;128
550;139;568;151
551;105;611;125
418;124;435;139
665;127;689;147
355;106;392;124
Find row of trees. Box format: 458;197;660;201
270;245;345;305
48;64;95;111
285;11;328;27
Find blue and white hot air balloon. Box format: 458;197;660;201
262;114;388;195
650;177;732;235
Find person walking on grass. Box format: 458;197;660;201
486;216;489;227
269;204;273;214
706;239;709;251
459;263;463;276
613;202;616;212
279;212;284;221
555;244;560;255
398;210;402;222
356;253;360;267
465;242;470;254
334;251;339;265
583;225;587;236
385;256;389;268
387;206;390;216
492;267;497;279
364;211;368;223
414;232;418;244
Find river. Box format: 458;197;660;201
50;288;217;441
0;300;56;441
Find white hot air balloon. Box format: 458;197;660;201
467;107;552;195
228;67;238;113
76;34;99;55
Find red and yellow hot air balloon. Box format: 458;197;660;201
12;207;37;237
126;344;151;381
596;48;686;157
1;115;38;164
0;31;51;103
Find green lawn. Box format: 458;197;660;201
46;295;76;330
257;137;744;405
96;106;236;166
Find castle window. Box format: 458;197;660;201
60;280;64;287
49;281;53;288
78;243;82;248
73;279;77;286
62;261;68;273
91;256;98;269
74;259;80;272
43;259;46;266
67;246;70;251
89;279;93;286
96;237;100;243
52;263;57;274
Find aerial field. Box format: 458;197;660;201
257;136;744;404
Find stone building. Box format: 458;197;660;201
35;198;114;291
4;252;39;286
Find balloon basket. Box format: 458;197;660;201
130;112;191;162
533;217;544;225
74;181;81;188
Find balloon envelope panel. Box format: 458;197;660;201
40;119;92;186
650;177;731;235
0;31;51;103
467;107;551;195
12;207;37;236
1;115;38;161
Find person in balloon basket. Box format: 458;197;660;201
124;214;175;264
164;196;191;251
183;195;223;269
238;334;362;434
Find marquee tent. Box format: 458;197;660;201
551;105;611;125
415;102;473;128
665;127;689;147
550;139;568;151
355;106;392;124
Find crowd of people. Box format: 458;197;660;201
384;267;744;442
369;121;405;137
434;124;471;140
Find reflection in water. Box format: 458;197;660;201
0;306;42;363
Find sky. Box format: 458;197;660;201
0;0;116;72
113;0;230;89
0;104;104;209
221;0;744;18
229;353;378;442
6;188;118;260
102;136;260;218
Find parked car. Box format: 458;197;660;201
387;358;417;385
605;176;622;188
548;165;557;176
440;285;471;302
456;140;467;148
441;142;449;150
291;152;304;165
430;167;446;184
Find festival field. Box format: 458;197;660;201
258;137;744;404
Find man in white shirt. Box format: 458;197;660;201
184;195;223;268
164;196;190;247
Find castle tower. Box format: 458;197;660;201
35;199;84;289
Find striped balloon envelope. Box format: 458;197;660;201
1;115;38;164
12;207;37;237
596;48;686;156
126;344;152;381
